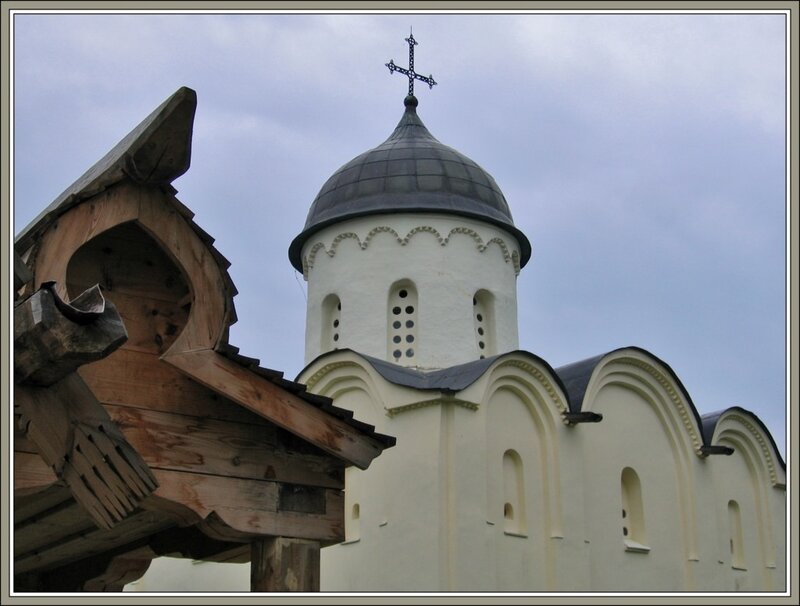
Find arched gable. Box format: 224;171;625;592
564;347;705;456
299;351;390;429
702;407;785;586
481;353;569;425
479;352;570;570
703;407;785;489
563;347;704;571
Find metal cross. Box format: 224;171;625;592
386;30;437;97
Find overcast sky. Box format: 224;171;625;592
10;9;788;457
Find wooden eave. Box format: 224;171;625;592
13;86;395;591
15;85;394;470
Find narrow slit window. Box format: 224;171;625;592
473;290;495;359
728;500;745;569
621;467;648;552
321;294;342;352
503;449;526;536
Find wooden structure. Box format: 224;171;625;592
13;87;394;592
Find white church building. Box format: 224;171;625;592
120;38;785;593
288;93;786;593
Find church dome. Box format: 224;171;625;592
289;95;531;271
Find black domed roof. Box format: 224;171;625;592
289;96;531;271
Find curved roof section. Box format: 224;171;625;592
554;346;705;423
301;348;568;398
702;407;786;470
303;346;784;465
289;95;532;271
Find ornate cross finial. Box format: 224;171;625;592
386;29;437;98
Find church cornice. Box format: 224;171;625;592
303;358;481;417
719;412;783;487
615;356;704;456
386;397;479;417
493;358;570;420
302;224;521;278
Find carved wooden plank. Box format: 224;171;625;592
14;484;73;525
14;286;127;385
14;509;174;575
81;545;158;592
64;219;191;354
138;191;230;353
251;537;320;592
15;386;73;472
147;469;344;543
14;499;95;558
164;349;386;470
147;526;250;562
15;375;157;530
15;249;33;292
78;348;272;424
104;403;343;489
31;183;143;299
14;452;58;495
66;222;191;303
14;421;39;453
87;290;188;355
35;528;246;591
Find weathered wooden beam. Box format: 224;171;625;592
15;374;158;530
104;402;344;489
14;451;58;496
28;527;247;592
145;468;344;544
251;537;320;592
14;250;33;293
14;283;127;386
81;545;158;592
148;526;249;562
163;348;387;470
14;484;73;526
14;509;173;576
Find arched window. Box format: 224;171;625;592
621;467;649;552
388;281;418;363
503;449;526;536
321;294;341;352
728;499;745;569
473;290;495;359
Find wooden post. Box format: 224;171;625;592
250;537;320;592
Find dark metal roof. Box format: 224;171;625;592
359;352;502;392
304;347;785;465
289;95;532;271
302;348;568;398
701;407;786;470
553;346;704;424
553;352;609;413
554;346;785;464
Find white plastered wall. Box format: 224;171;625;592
125;350;786;592
301;213;522;368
